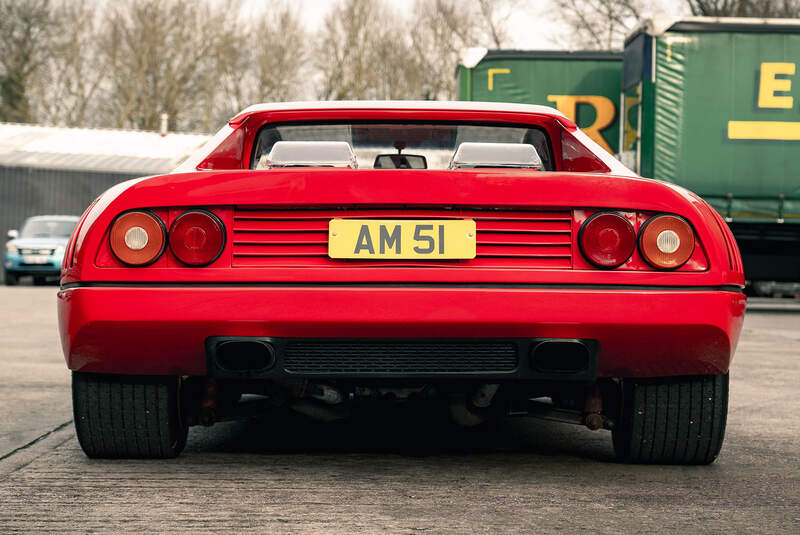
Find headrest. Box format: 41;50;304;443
257;141;358;169
449;142;543;170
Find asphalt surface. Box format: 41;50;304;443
0;287;798;533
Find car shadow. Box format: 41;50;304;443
184;402;617;463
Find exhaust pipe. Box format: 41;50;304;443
214;340;276;372
530;339;592;374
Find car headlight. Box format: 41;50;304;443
54;245;66;256
5;243;18;255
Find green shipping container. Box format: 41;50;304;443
457;50;622;154
624;17;800;281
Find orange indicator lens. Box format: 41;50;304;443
639;215;695;269
109;211;166;266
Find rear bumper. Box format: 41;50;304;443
57;284;745;378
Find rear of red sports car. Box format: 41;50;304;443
58;102;745;463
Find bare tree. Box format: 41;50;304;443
477;0;516;49
316;0;519;101
553;0;644;50
556;0;800;51
316;0;375;100
687;0;800;16
251;8;308;102
2;0;525;130
209;4;310;127
315;0;421;100
243;6;308;102
0;0;52;123
409;0;476;100
29;0;104;127
409;0;517;100
5;0;314;130
99;0;239;132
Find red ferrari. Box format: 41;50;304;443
58;102;745;463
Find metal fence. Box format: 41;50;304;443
1;165;140;281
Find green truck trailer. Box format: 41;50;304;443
459;22;800;282
457;50;622;154
623;17;800;282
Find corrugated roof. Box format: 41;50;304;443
0;123;210;174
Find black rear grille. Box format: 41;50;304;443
283;341;519;375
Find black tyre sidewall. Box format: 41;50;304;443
612;373;729;465
72;372;188;459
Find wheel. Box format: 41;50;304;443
33;276;47;285
72;372;188;459
612;374;728;465
4;272;18;286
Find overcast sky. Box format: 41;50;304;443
243;0;688;50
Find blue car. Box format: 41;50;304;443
4;215;80;285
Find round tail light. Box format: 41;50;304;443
109;211;166;266
579;212;636;268
169;210;225;266
639;215;695;269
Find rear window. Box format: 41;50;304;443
251;122;554;171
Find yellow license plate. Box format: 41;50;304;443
328;219;476;259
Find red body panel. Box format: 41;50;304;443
59;286;744;377
57;102;745;379
60;170;741;287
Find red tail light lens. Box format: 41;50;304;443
169;210;225;266
579;212;635;268
639;215;695;269
109;211;166;266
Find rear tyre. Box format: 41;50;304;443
72;372;188;459
612;374;728;465
4;272;18;286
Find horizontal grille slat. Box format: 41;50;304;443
232;231;328;244
235;220;329;232
283;341;518;375
477;220;571;233
234;243;328;256
476;232;571;245
476;244;571;257
232;207;573;269
232;256;572;268
235;209;571;221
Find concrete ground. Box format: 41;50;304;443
0;287;797;533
